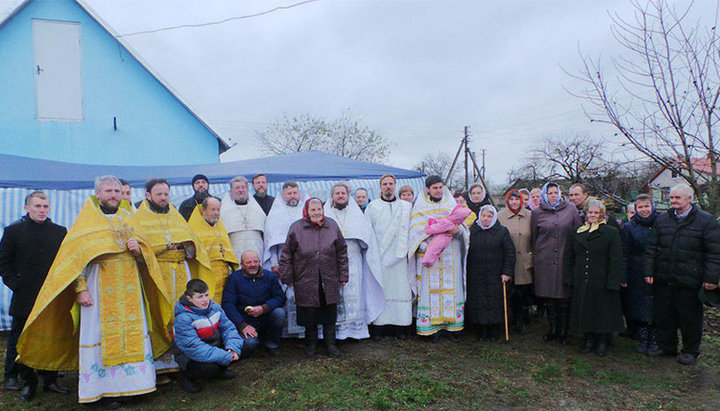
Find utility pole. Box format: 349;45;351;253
464;126;470;190
481;149;486;181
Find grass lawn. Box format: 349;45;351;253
1;309;719;410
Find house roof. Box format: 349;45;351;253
0;0;230;152
646;156;718;186
0;150;426;190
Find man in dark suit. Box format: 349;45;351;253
0;191;69;400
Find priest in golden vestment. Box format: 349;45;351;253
127;178;211;302
188;197;239;302
16;176;173;408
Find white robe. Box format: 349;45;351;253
221;193;266;262
408;188;469;336
78;263;156;403
261;193;305;337
324;202;385;340
366;198;413;326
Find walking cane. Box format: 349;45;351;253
503;281;509;341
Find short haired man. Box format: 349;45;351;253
222;250;286;357
263;181;304;276
119;178;136;212
568;183;620;229
0;192;68;399
252;174;275;216
221;176;267;263
365;174;413;339
645;184;720;365
179;174;211;221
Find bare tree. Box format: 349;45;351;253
413;153;464;190
257;111;390;163
528;134;607;183
568;0;720;212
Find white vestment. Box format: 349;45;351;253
78;263;156;403
221;193;266;262
262;193;306;336
408;188;469;336
366;198;413;326
323;202;385;340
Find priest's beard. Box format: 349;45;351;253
429;195;442;203
234;195;248;205
285;199;299;207
255;190;266;198
148;199;170;214
194;190;210;202
333;201;348;210
99;202;118;215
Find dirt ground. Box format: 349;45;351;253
0;309;718;410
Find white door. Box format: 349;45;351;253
32;19;83;120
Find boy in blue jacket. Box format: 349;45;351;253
174;279;243;393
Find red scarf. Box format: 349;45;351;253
303;197;325;227
505;189;524;215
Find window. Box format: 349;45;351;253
32;19;83;120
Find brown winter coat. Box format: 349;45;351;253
498;207;533;285
531;199;581;299
278;218;349;307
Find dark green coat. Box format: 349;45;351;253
563;224;625;334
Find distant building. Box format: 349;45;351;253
0;0;228;165
645;156;717;210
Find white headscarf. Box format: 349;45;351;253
476;204;498;230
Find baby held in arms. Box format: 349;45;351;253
421;205;471;267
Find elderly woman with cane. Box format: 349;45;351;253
466;205;516;341
279;198;349;358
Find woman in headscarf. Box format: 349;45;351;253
465;183;490;220
498;189;533;333
398;185;415;203
564;198;624;356
531;182;582;345
621;194;660;354
528;188;542;210
278;198;349;358
466;205;516;341
354;188;370;213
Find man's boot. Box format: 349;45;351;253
582;333;595;354
324;326;342;358
635;326;650;354
596;334;609;357
542;302;557;342
304;326;318;358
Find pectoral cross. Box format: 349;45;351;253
163;230;173;248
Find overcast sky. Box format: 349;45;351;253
2;0;716;186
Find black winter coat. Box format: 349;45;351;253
564;224;625;334
644;205;720;289
178;194;204;221
465;221;516;325
0;215;66;318
621;212;659;323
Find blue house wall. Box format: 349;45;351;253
0;0;221;166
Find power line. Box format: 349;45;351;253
116;0;320;38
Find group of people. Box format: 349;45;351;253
0;171;718;408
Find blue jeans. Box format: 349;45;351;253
241;307;286;357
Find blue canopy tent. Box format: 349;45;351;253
0;150;425;329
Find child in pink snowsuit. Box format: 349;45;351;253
422;205;471;267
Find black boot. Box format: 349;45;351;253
557;303;570;345
596;334;609;357
18;383;36;402
304;326;318;357
324;326;342;358
635;326;650;354
177;372;202;394
542;302;557;342
582;333;595;354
